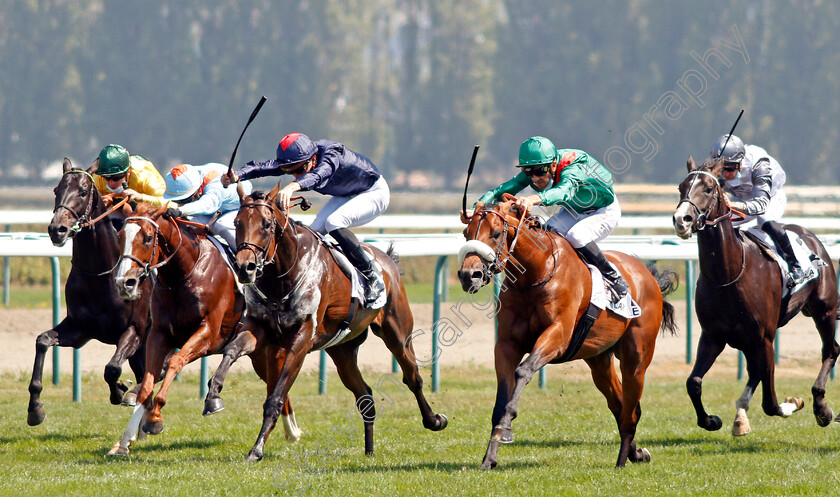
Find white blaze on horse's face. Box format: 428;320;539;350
115;223;143;299
673;201;695;239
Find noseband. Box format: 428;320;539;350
463;208;528;276
677;170;733;232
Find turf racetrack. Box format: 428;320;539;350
2;366;839;496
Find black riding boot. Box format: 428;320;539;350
761;221;806;288
575;241;628;303
330;228;385;303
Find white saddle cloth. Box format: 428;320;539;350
587;263;642;319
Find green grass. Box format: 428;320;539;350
2;367;839;496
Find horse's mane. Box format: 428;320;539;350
698;157;721;171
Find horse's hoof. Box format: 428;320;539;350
203;397;225;416
785;396;805;412
478;460;497;470
433;413;448;431
701;415;722;431
815;405;834;427
121;392;138;407
246;450;264;462
491;427;513;444
732;418;751;436
142;420;164;435
27;404;46;426
638;448;651;463
106;444;129;457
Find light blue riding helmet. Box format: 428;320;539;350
163;164;202;202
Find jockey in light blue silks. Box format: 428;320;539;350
163;163;253;248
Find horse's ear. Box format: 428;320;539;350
267;180;282;203
121;201;135;217
237;181;246;202
151;204;168;219
62;157;74;173
686;156;697;173
88;157;99;175
709;158;724;176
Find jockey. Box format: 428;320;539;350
162;163;253;248
92;144;168;229
472;136;627;302
223;132;389;304
711;134;805;287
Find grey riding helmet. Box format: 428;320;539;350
710;134;746;163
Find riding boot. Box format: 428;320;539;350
575;241;628;303
761;221;806;288
330;228;385;304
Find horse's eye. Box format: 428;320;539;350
53;187;58;194
143;234;153;244
233;219;240;228
79;188;87;197
490;229;501;239
704;186;713;194
262;219;271;230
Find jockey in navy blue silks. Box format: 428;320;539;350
224;133;389;304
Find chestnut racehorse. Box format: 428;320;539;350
29;158;151;426
206;183;448;462
458;195;678;468
105;203;251;455
673;157;840;435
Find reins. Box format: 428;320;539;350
115;215;185;279
678;169;747;287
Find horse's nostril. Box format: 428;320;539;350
246;262;256;273
682;214;693;223
471;270;484;280
124;278;137;290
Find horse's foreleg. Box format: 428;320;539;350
122;346;147;406
27;329;60;426
687;334;726;431
204;324;263;416
480;338;526;470
248;344;308;462
145;324;215;435
104;326;143;406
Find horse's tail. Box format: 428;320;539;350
646;262;679;336
385;242;404;275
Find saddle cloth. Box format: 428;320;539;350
743;227;822;297
314;233;386;311
587;263;642;319
206;235;244;294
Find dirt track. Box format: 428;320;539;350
2;301;832;383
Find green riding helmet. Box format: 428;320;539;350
518;136;558;167
97;144;130;176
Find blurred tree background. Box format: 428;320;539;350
0;0;838;191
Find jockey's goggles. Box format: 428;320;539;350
522;164;551;177
280;160;309;175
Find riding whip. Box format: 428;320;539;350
227;96;267;176
717;109;744;159
461;145;480;216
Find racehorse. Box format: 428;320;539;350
29;158;151;426
673;157;839;435
458;194;678;469
105;202;253;455
205;182;448;462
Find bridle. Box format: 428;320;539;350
676;170;734;231
236;200;298;279
53;169;129;237
116;216;185;280
677;170;746;287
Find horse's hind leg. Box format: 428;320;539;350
121;345;146;406
328;334;377;455
732;378;759;436
104;325;143;405
204;324;264;416
808;309;839;426
255;342;301;442
687;333;726;431
373;311;448;432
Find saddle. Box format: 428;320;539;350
742;228;822;295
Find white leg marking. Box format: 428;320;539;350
778;402;797;417
732;385;753;436
282;412;303;442
107;403;147;455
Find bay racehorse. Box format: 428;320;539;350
29;158;151;426
205;182;448;462
673;157;840;435
106;202;300;455
458;194;678;468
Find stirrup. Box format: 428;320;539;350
787;265;806;289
